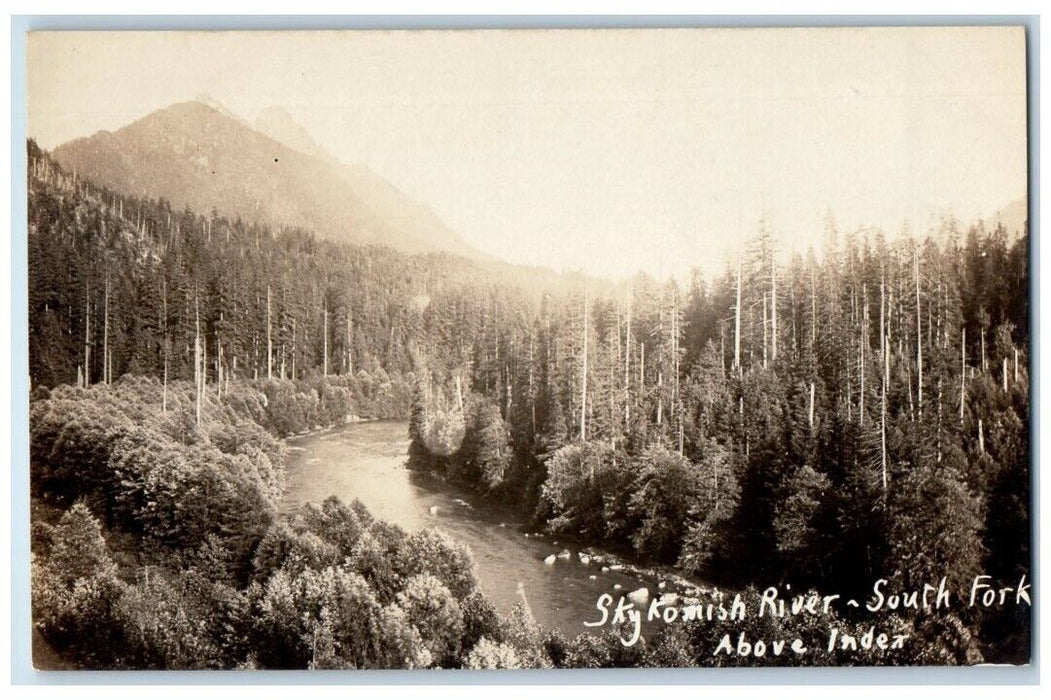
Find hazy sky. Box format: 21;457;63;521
28;27;1027;281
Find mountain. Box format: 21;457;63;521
253;106;480;261
254;106;323;159
988;197;1028;237
51;100;487;259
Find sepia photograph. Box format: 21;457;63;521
23;25;1031;672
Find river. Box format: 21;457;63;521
283;420;702;638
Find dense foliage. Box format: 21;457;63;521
30;378;495;669
28;142;1030;667
28;141;586;398
31;377;955;670
407;216;1030;663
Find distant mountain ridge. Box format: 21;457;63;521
254;106;324;160
252;106;481;262
988;197;1028;237
51;100;488;260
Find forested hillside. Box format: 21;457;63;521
50;101;488;258
406;198;1031;661
27;137;1031;666
28;138;588;401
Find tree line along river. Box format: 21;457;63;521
282;420;705;638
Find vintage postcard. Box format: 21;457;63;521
25;26;1030;670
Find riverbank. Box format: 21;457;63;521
283;420;711;638
283;413;385;440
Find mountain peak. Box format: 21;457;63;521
51;101;488;261
254;106;322;159
192;94;247;124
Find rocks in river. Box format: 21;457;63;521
609;564;624;571
658;580;666;590
543;549;572;565
428;505;439;516
659;592;679;606
601;566;610;572
577;552;591;565
588;575;597;580
627;587;650;604
613;584;622;590
498;522;507;528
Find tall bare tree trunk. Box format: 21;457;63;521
860;286;867;425
847;352;853;422
881;272;888;494
162;279;168;414
610;309;618;444
657;285;665;427
859;332;865;426
678;410;684;455
673;291;680;443
580;289;588;441
83;283;91;386
888;290;895;353
103;274;110;384
915;252;922;418
529;334;537;434
879;268;885;362
194;292;202;426
809;381;815;429
960;327;966;422
907;366;914;419
734;252;742;375
216;323;223;400
323;301;329;377
202;329;208;396
624;285;632;426
771;248;777;362
937;377;943;462
346;310;353;375
266;285;273;380
762;293;768;370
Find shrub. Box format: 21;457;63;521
464;637;523;669
396;574;464;666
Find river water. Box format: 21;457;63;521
283;420;700;638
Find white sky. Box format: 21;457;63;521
27;27;1028;281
